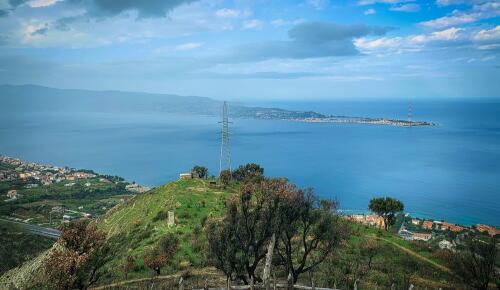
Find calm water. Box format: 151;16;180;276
0;100;499;226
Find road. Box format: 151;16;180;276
0;218;60;239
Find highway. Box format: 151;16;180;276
0;218;60;239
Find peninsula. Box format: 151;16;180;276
0;85;436;127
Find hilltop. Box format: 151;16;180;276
1;178;463;289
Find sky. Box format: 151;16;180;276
0;0;499;101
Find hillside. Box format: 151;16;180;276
0;178;462;289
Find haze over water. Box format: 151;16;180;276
1;99;499;226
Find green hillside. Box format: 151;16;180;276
97;178;235;282
1;178;462;289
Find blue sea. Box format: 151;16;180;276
0;99;499;226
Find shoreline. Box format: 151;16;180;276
2;154;497;231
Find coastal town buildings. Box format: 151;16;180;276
476;224;500;236
346;214;385;229
422;220;434;230
413;232;432;241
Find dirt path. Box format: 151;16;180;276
91;268;221;289
368;235;453;274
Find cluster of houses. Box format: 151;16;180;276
345;214;386;229
418;219;465;233
0;155;97;187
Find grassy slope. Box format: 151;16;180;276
1;179;458;289
97;179;235;282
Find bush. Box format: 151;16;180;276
153;210;168;222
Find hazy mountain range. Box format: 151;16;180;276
0;85;324;120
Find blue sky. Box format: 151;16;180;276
0;0;499;100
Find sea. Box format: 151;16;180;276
0;99;499;226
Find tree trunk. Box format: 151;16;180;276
263;233;276;290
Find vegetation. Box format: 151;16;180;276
219;170;231;188
44;220;111;290
1;163;492;290
368;197;404;230
451;236;498;290
0;220;54;276
143;234;179;275
231;163;264;183
0;178;131;225
192;166;209;179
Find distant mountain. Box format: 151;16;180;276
0;84;224;115
0;84;326;120
0;85;434;126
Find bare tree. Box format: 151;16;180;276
44;220;110;290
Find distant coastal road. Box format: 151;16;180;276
0;218;60;239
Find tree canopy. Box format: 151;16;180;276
192;166;208;179
232;163;264;183
206;177;348;284
368;197;404;230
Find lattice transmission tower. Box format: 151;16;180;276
408;101;413;127
219;101;232;174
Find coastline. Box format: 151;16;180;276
1;154;496;231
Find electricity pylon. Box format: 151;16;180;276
219;101;231;174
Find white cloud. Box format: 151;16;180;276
357;0;414;5
307;0;329;10
420;14;477;28
215;8;250;18
435;0;465;6
242;19;264;29
27;0;60;8
355;27;464;53
364;8;376;15
420;1;500;29
174;42;203;51
429;27;463;40
390;3;420;12
354;37;402;50
271;19;285;26
473;26;500;41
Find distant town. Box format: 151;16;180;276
0;155;150;197
234;106;436;127
0;155;149;226
346;213;499;251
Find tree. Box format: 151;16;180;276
45;220;110;290
192;166;208;179
143;234;179;276
368;197;404;230
206;178;348;285
122;255;136;279
360;238;379;271
274;180;348;283
206;181;280;283
451;236;498;290
232;163;264;183
219;170;232;188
